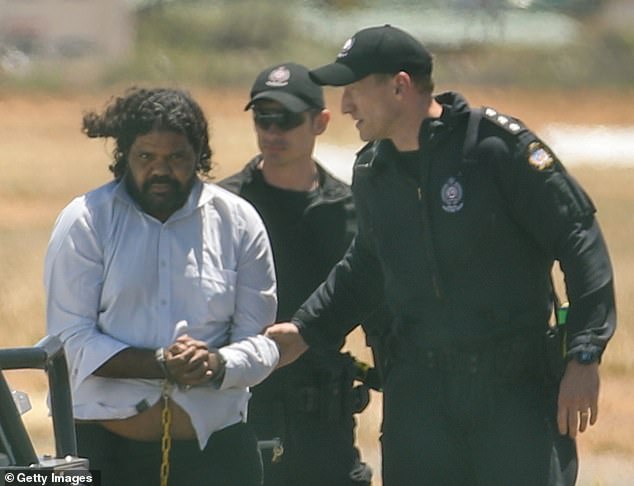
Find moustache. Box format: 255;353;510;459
142;176;179;191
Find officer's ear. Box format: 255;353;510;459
312;108;330;135
393;71;412;97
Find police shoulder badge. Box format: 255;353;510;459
441;177;464;213
527;141;555;171
483;106;523;133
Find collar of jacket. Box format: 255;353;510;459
234;154;352;203
354;91;471;173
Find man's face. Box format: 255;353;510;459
252;100;327;166
341;74;400;142
125;129;198;221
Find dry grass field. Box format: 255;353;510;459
1;85;633;484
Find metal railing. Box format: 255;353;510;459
0;336;76;466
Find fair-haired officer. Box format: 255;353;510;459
266;25;616;486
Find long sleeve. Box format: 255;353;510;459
556;218;615;358
219;200;279;389
492;128;616;358
44;195;130;393
293;227;385;349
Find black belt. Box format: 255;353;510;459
417;348;494;375
392;332;548;383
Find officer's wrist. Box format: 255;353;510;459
568;349;601;366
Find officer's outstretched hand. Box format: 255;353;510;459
264;322;309;368
557;360;600;438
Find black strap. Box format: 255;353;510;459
462;108;483;165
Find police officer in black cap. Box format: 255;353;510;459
266;25;616;486
220;62;381;486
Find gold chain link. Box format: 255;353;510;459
271;441;284;464
160;382;173;486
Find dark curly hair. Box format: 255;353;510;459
82;87;213;180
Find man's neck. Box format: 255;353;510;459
391;97;443;152
258;157;319;192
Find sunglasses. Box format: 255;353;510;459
253;109;307;131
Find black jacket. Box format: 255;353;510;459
219;156;357;334
294;92;615;360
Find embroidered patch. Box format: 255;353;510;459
441;177;464;213
527;142;555;171
337;37;355;58
266;66;291;87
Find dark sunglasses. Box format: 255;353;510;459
253;109;306;131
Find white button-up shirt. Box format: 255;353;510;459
44;178;279;448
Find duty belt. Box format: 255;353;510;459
417;348;494;375
393;333;548;383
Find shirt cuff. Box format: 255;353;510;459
218;335;279;390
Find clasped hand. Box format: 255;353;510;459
163;335;223;386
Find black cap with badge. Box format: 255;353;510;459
310;24;433;86
245;62;325;113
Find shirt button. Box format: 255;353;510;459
160;260;166;267
160;299;167;306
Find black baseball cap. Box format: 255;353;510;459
310;25;433;86
245;62;325;113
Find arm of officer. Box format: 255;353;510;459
265;322;309;368
267;231;385;368
494;131;616;439
555;218;615;438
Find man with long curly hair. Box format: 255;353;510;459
44;87;279;486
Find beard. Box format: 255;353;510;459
125;172;195;221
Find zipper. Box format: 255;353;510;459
417;185;443;301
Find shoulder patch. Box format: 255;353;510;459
482;106;524;134
526;141;555;171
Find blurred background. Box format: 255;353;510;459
1;0;633;89
1;1;633;485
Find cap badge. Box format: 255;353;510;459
527;142;555;171
337;37;355;58
266;66;291;87
441;177;464;213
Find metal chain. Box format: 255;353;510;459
271;440;284;464
160;382;173;486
